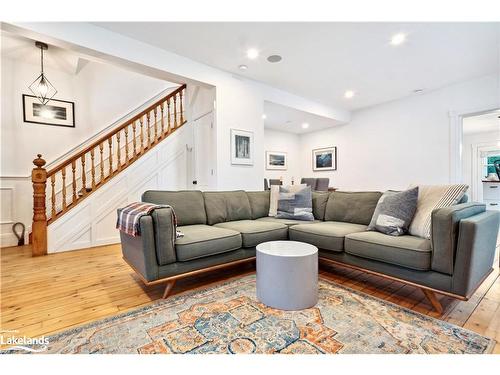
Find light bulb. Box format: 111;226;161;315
38;78;48;96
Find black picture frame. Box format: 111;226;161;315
22;94;75;128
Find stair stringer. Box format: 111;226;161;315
47;123;193;253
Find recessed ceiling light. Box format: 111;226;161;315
262;114;267;120
267;54;282;63
390;33;407;46
344;90;355;99
301;122;310;129
238;64;248;71
246;48;259;59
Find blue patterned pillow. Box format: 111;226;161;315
276;185;314;221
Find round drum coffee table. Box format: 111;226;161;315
256;240;318;310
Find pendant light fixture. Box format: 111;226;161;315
28;42;57;105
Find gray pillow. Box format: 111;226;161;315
276;185;314;221
367;187;419;236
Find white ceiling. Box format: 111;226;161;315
463;110;500;135
94;22;500;111
264;101;341;134
1;32;85;75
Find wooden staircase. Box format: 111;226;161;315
31;84;187;256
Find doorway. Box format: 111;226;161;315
461;109;500;211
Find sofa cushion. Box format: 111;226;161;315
175;225;242;262
256;217;321;226
142;190;206;226
312;191;329;220
247;191;270;219
345;231;432;271
203;191;252;225
214;220;288;247
325;191;382;225
289;221;368;253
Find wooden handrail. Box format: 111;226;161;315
31;84;187;256
46;84;186;176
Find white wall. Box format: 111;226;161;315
1;22;346;249
0;53;176;247
298;74;500;191
75;61;175;147
0;55;174;176
5;22;348;192
263;129;301;186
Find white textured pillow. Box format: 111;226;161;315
268;184;306;216
408;184;468;239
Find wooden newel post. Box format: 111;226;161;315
32;154;47;256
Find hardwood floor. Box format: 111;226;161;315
1;243;499;353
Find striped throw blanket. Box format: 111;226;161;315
116;202;183;239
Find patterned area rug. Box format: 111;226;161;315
4;275;495;354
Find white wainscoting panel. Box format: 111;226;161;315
0;187;15;247
47;124;192;253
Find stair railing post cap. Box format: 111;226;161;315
33;154;46;167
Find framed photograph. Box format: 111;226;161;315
23;94;75;128
231;129;254;165
312;147;337;171
266;151;287;170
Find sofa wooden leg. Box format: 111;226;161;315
162;281;176;299
422;288;443;314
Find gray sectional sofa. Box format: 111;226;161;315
120;189;499;311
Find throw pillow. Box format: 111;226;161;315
367;187;419;236
409;184;469;239
276;185;314;221
268;184;306;216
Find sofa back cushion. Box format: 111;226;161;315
203;191;252;225
312;191;329;220
325;191;382;225
142;190;206;226
247;191;270;219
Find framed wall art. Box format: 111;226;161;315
231;129;254;165
266;151;287;170
312;146;337;171
23;94;75;128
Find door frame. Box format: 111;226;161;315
449;106;500;184
471;142;500;201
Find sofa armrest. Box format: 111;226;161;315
431;203;486;274
451;210;499;297
120;215;160;282
150;207;177;265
